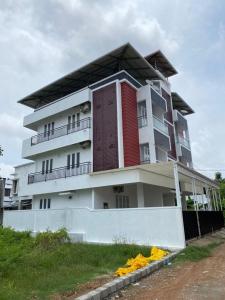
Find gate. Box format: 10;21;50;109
182;210;224;240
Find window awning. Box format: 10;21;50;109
145;50;178;78
172;92;194;115
18;43;161;109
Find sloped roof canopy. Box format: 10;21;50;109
145;50;177;78
18;43;160;109
172;92;194;115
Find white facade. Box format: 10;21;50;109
4;44;219;248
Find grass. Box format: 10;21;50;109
174;241;222;264
0;227;150;300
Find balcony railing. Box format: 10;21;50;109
28;162;91;184
31;117;91;146
138;115;148;128
177;135;190;149
153;116;169;135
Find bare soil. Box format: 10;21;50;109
108;231;225;300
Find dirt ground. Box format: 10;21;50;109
108;230;225;300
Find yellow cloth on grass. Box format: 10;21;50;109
115;246;169;277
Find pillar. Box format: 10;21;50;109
137;183;145;207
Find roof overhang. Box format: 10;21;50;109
145;50;178;78
172;92;194;115
91;161;218;190
18;43;161;109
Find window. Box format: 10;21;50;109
67;154;71;169
140;143;150;163
42;161;45;174
51;122;55;135
68;116;71;131
42;159;53;174
43;123;54;137
5;188;10;197
72;153;75;169
138;101;147;128
44;125;47;138
12;180;18;194
50;159;53;173
40;198;51;209
116;195;129;208
103;202;108;209
67;152;80;169
47;198;51;209
77;112;80;127
72;114;76;129
46;160;49;174
76;152;80;167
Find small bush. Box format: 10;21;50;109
35;228;70;249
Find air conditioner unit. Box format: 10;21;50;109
80;140;91;149
113;186;124;193
80;102;91;113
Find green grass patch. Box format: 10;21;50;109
174;242;222;264
0;227;150;300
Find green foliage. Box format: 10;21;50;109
35;228;70;249
0;227;149;300
175;242;221;263
186;196;194;210
214;172;225;204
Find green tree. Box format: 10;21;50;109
214;172;225;202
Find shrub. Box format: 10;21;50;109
35;228;70;249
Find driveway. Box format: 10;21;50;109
109;231;225;300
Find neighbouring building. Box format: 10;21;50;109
4;43;224;249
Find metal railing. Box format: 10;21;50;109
177;135;190;149
140;159;150;165
153;116;169;135
31;117;91;146
28;162;91;184
138;115;148;128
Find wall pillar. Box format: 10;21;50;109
137;183;145;207
91;189;95;209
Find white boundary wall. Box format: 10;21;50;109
3;207;185;249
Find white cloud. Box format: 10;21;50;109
0;0;225;178
0;163;14;178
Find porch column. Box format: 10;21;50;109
192;177;201;237
173;163;182;207
137;183;145;207
91;189;95;209
206;187;212;211
212;189;217;211
219;191;223;211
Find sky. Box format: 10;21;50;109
0;0;225;179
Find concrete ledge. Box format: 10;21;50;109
76;251;180;300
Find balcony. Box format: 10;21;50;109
177;135;190;150
153;116;169;136
22;118;91;159
31;117;91;145
23;87;90;130
28;162;91;184
138;115;148;128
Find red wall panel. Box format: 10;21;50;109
121;82;140;167
93;83;118;172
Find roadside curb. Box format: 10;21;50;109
76;251;180;300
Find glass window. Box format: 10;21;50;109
47;199;51;209
50;159;53;173
40;199;43;209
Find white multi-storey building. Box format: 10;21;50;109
4;44;223;249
